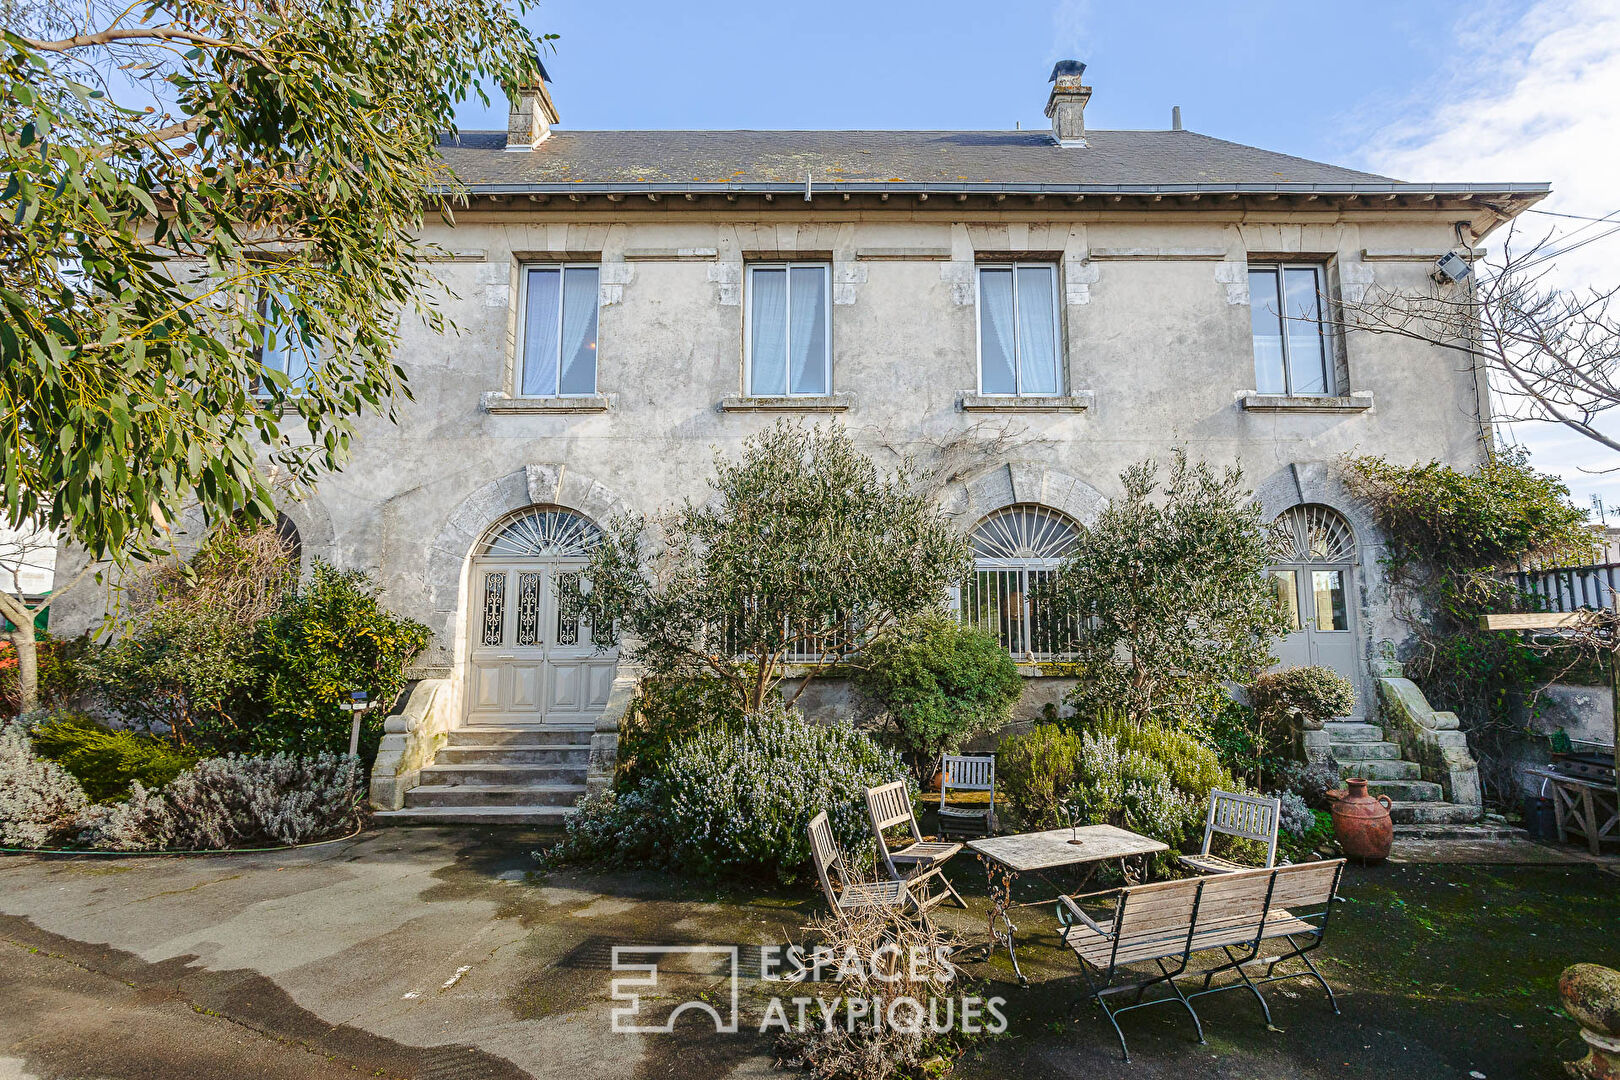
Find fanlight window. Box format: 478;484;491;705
482;508;602;558
969;504;1081;562
962;505;1082;661
1268;505;1355;564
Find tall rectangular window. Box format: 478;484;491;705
977;263;1060;396
1249;264;1332;396
746;263;829;396
252;288;317;396
519;264;599;397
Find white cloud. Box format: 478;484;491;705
1364;0;1620;511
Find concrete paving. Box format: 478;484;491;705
0;827;1614;1079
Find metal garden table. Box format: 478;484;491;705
966;824;1168;987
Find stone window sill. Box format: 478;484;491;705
958;392;1093;413
482;392;612;414
720;393;853;413
1240;392;1373;413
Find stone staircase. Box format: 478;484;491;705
1323;718;1481;826
373;725;591;825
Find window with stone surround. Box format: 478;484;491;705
745;262;830;397
249;287;318;398
517;264;599;397
1248;263;1336;396
976;263;1061;396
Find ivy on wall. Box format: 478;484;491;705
1342;448;1596;799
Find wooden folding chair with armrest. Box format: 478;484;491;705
937;753;996;838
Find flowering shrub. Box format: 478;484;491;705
657;701;906;882
1275;790;1314;838
1000;712;1236;858
0;717;89;847
1;717;361;851
540;701;907;883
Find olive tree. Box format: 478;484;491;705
581;423;974;714
1049;452;1290;726
0;0;543;709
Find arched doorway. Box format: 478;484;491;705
962;504;1082;661
1266;505;1361;696
465;507;618;726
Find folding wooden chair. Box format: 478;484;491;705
937;753;997;838
1179;789;1280;875
806;811;915;918
865;780;967;910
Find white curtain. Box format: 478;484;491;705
521;268;561;396
978;268;1017;394
749;267;788;395
1016;266;1058;395
787;266;827;395
559;266;600;395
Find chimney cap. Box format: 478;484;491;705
1049;60;1087;81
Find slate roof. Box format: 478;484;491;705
434;128;1547;198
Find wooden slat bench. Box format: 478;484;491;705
1057;859;1346;1061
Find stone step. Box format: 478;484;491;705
1387;801;1483;826
447;726;594;747
1330;741;1401;761
375;805;576;826
404;783;585;808
419;763;588;787
1321;722;1386;743
1339;758;1421;781
1393;822;1515;841
435;745;591;765
1362;779;1444;802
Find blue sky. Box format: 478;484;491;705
455;0;1620;519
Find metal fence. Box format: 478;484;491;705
1512;562;1620;613
959;567;1082;662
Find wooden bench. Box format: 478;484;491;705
1058;859;1346;1061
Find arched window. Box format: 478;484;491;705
962;504;1081;660
1266;504;1356;634
274;513;303;569
481;507;602;558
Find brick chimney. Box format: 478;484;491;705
506;60;560;151
1045;60;1090;148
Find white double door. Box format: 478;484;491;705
466;558;617;726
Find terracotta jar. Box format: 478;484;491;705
1331;778;1394;864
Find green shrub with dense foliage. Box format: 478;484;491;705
1216;666;1357;788
73;525;429;757
1344;449;1596;798
1048;453;1289;727
544;702;908;883
253;565;432;757
26;712;198;802
999;712;1237;858
854;613;1022;785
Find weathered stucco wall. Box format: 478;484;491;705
51;208;1490;727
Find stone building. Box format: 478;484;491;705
53;63;1548;824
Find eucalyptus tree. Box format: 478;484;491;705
581;423;974;714
1049;452;1290;726
0;0;544;709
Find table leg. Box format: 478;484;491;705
1581;789;1601;856
977;855;1028;988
